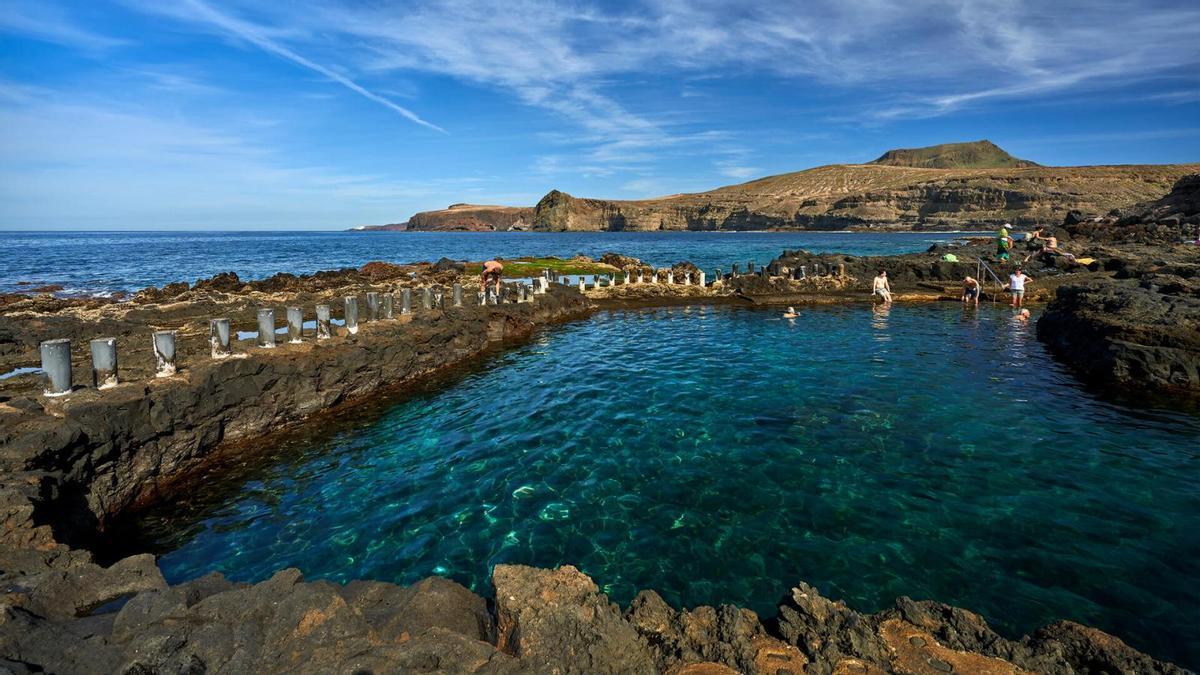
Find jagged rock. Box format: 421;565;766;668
600;252;643;269
338;576;495;644
774;582;890;674
625;590;805;674
0;603;122;674
1030;621;1186;675
24;554;165;620
493;564;656;673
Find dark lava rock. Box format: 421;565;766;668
625;590;806;674
432;257;466;274
23;553;166;620
493;564;657;673
774;582;889;674
192;271;242;292
338;575;495;644
600;252;643;269
1037;277;1200;396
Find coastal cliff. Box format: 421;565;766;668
369;142;1198;232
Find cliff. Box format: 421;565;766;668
379;142;1197;232
359;204;534;232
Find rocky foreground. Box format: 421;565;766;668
1;553;1186;674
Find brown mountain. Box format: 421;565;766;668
361;142;1198;232
869;139;1039;169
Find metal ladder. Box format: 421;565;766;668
975;257;1007;303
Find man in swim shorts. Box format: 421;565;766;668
481;260;504;296
1009;266;1031;308
872;269;892;304
962;275;980;306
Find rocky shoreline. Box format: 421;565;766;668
2;214;1197;671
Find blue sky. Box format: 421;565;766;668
1;0;1198;230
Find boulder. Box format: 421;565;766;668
492;564;656;673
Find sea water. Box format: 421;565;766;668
120;304;1200;668
0;230;965;295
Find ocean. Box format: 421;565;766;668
0;230;966;296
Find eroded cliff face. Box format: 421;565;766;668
525;165;1199;232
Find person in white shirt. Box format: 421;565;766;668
1009;267;1032;308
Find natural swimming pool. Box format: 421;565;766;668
122;304;1200;668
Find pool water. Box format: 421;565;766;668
125;304;1200;667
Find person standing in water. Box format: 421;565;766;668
872;270;892;304
1009;266;1031;308
962;275;980;306
481;260;504;296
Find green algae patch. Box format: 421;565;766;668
463;257;618;277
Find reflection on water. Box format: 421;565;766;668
125;304;1200;669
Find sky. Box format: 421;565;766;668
1;0;1198;230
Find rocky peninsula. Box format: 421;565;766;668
3;181;1198;671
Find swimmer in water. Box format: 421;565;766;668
783;306;797;319
1014;308;1031;322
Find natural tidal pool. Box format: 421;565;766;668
124;304;1200;667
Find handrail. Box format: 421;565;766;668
975;257;1007;303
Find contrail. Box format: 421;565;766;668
181;0;446;133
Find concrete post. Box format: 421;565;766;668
838;263;846;277
799;265;807;279
400;288;412;315
748;261;755;275
715;268;721;282
453;283;463;307
210;318;232;357
637;269;644;284
287;306;303;343
316;305;332;340
732;263;739;276
344;297;359;334
667;270;674;284
89;337;118;389
624;270;631;284
488;289;498;305
699;272;706;287
382;293;395;319
578;277;586;292
684;272;691;285
422;287;433;311
152;330;177;377
366;292;379;321
257;308;276;348
39;339;72;396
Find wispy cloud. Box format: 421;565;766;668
119;0;446;132
0;0;128;50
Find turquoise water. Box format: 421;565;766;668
126;304;1200;668
0;230;963;295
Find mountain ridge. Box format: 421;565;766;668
356;142;1198;232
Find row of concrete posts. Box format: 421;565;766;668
35;282;520;397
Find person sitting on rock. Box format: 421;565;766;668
872;270;892;304
961;275;980;306
1032;229;1076;262
481;260;504;295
